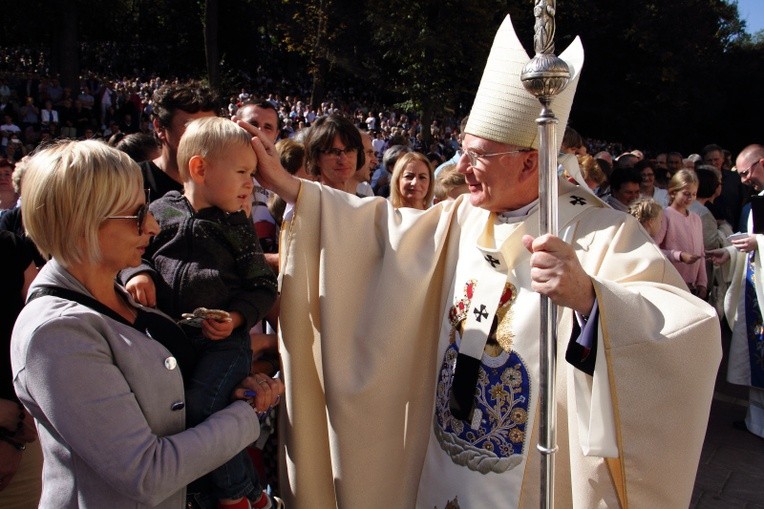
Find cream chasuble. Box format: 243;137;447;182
278;179;721;509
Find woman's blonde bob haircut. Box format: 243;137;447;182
389;151;435;209
22;140;143;267
177;117;253;181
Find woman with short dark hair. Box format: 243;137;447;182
304;114;364;193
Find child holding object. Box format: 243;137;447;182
123;117;279;509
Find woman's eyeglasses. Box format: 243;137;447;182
106;190;152;235
322;147;357;158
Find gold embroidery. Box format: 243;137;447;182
495;283;517;353
449;280;518;355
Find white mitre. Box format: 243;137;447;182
465;14;584;150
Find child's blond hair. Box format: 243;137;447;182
433;163;467;203
629;197;662;226
578;154;607;187
177;117;253;181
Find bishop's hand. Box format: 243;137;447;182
522;233;595;316
235;118;301;203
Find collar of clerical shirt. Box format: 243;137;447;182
496;199;539;225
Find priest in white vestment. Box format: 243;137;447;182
240;15;721;509
709;143;764;440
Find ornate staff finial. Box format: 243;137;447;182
521;0;570;107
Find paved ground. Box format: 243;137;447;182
691;323;764;508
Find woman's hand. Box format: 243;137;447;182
232;373;284;414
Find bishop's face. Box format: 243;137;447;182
457;134;539;213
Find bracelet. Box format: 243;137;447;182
0;434;26;451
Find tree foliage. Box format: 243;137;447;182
364;0;506;142
2;0;762;153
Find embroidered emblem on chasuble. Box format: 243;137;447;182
434;279;530;474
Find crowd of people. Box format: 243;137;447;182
0;13;761;509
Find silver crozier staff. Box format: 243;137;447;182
520;1;571;508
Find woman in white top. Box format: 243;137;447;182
636;159;669;207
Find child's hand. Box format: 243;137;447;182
679;251;701;264
201;317;234;340
125;273;156;307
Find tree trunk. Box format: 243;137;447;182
54;1;79;92
204;0;220;89
421;102;433;151
310;56;328;110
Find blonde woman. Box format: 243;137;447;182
11;140;283;509
390;151;434;210
653;169;707;298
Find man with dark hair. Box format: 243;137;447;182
605;168;642;212
666;151;684;175
235;101;280;144
235;101;282;264
702;143;725;170
142;81;219;198
704;143;748;229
